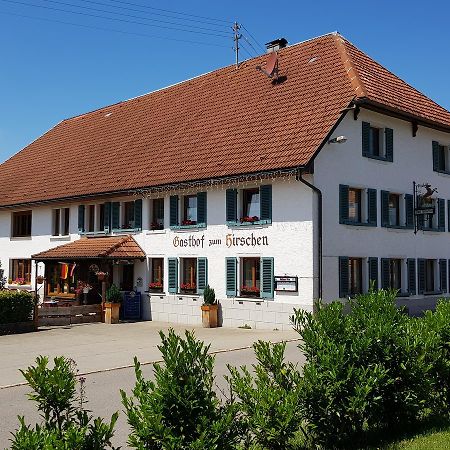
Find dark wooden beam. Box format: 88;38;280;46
412;122;418;137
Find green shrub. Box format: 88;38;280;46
228;340;305;449
292;290;439;448
203;285;217;305
9;356;118;449
0;290;34;324
0;261;6;290
106;284;122;303
121;329;241;449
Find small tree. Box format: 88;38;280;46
10;356;118;450
121;329;241;449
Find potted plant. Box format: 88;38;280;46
201;285;219;328
104;283;122;324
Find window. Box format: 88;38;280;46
123;201;135;229
349;257;363;296
425;259;435;292
388;194;400;226
12;210;32;237
183;195;197;225
52;208;70;236
369;127;382;157
98;204;105;232
433;141;450;173
339;185;377;226
240;257;260;297
10;259;32;284
242;188;260;221
87;205;95;232
362;122;393;161
389;259;402;290
438;145;447;172
149;258;164;291
151;198;164;230
181;257;197;292
348;188;362;223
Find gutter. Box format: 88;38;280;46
296;169;323;300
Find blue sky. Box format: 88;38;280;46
1;0;449;163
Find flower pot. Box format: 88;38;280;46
201;304;219;328
97;273;106;281
104;302;120;324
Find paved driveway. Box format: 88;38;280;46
0;321;300;387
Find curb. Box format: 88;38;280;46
0;338;301;390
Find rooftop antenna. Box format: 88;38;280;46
233;21;241;68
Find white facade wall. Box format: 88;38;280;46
0;179;315;329
314;109;450;302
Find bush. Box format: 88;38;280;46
0;290;34;324
228;340;305;449
121;329;241;449
292;290;439;448
9;356;118;449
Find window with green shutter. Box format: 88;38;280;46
367;189;377;225
368;257;378;291
260;257;274;299
226;189;237;223
104;202;111;233
432;141;449;173
339;256;349;298
168;258;178;294
134;199;143;230
407;259;416;295
417;259;426;294
111;202;120;229
438;198;445;231
405;194;414;229
339;185;349;224
196;258;208;295
381;258;390;290
78;205;85;233
226;257;237;297
339;185;377;227
260;185;272;223
170;196;179;227
440;259;447;293
197;192;207;226
362;121;393;161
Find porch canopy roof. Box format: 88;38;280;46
32;235;146;261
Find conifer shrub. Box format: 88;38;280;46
121;329;241;449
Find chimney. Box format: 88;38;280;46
265;38;288;53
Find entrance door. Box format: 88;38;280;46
121;264;134;291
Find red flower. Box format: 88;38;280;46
181;282;196;290
149;281;163;289
240;216;259;223
181;219;196;226
241;286;260;294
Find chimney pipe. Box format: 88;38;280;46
265;38;288;53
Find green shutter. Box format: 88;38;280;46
260;257;274;299
385;128;393;162
339;256;349;298
77;205;85;233
407;259;416;295
112;202;120;229
168;258;178;293
170;195;179;227
432;141;440;172
381;258;390;290
417;213;424;230
134;199;142;230
417;259;425;294
448;200;450;232
438;198;445;231
226;257;237;297
381;190;389;227
368;257;378;291
197;192;207;225
196;258;208;295
405;194;414;229
260;185;272;222
367;188;377;226
440;259;447;293
362;121;370;157
104;202;111;233
339;184;349;224
226;189;237;223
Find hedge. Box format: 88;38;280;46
0;290;35;324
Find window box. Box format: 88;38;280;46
171;222;206;230
240;286;260;297
150;222;164;231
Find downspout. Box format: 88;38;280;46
296;168;323;300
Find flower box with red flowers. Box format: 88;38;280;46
150;222;164;231
181;219;197;226
180;282;197;293
148;281;163;293
240;286;260;297
240;216;260;224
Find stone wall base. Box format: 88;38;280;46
146;294;312;331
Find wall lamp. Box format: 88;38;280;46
328;135;348;144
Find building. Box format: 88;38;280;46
1;32;450;329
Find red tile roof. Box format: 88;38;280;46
32;235;145;260
1;33;449;208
